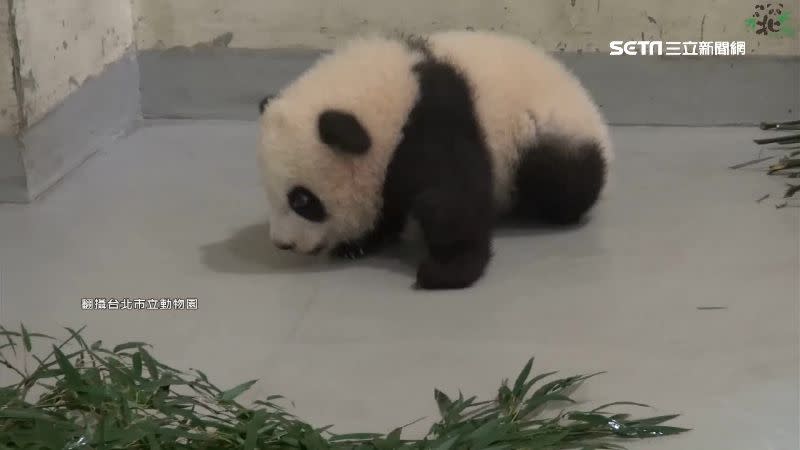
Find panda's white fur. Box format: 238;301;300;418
258;30;612;287
259;36;424;254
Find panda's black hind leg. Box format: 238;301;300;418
513;135;607;225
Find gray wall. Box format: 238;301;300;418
132;0;800;55
1;0;799;202
1;0;140;203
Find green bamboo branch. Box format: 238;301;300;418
0;324;690;449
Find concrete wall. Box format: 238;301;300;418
132;0;800;55
1;0;140;203
1;0;797;203
12;0;135;127
0;1;20;135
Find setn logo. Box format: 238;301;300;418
609;41;663;55
609;40;746;56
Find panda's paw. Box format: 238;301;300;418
414;256;486;290
331;242;369;260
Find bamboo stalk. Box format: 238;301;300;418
754;133;800;145
759;119;800;130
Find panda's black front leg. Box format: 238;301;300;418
412;188;493;290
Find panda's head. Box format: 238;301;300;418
256;36;422;255
257;94;381;255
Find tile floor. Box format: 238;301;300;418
0;121;798;449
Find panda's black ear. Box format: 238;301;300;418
258;95;275;114
318;109;371;155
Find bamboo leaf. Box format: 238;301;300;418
219;379;258;402
432;436;459;450
244;410;267;450
52;345;82;388
113;342;149;353
512;357;534;398
132;352;143;379
0;325;690;449
591;401;651;413
139;347;159;379
20;324;32;352
435;388;452;416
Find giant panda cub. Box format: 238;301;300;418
257;30;613;290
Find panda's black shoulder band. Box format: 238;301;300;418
318;109;371;155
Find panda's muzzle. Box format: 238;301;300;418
273;241;295;251
272;240;325;256
308;243;326;256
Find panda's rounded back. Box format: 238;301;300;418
426;30;613;211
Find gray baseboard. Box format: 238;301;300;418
139;47;322;121
0;51;142;203
563;54;800;126
138;47;800;126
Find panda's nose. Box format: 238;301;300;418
273;240;295;251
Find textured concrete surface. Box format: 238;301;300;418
11;0;135;126
132;0;800;55
19;52;141;202
0;52;141;203
0;2;20;135
0;121;798;450
1;0;138;203
138;48;800;126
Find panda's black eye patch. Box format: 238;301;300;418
287;186;327;222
